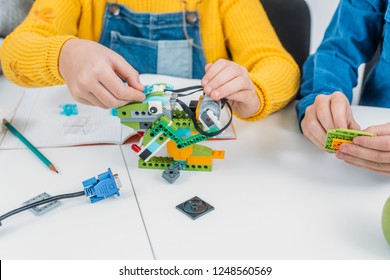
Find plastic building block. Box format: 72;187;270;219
167;140;193;161
143;83;174;95
82;168;121;203
111;108;118;116
176;196;214;220
197;95;222;130
324;128;375;152
162;164;181;183
23;192;61;216
59;104;78;116
139;156;174;169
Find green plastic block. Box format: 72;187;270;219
146;92;164;97
382;197;390;246
155;134;170;145
172;109;189;119
139;156;174;170
117;103;148;118
191;144;213;156
324;128;375;152
185;163;212;172
138;157;212;172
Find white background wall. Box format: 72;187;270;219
304;0;363;102
305;0;340;53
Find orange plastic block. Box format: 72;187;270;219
195;95;203;120
187;155;213;165
167;140;193;161
212;150;225;159
331;138;353;150
187;150;225;165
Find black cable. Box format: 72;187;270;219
164;85;204;97
177;88;204;97
167;85;203;93
0;190;85;226
176;98;233;137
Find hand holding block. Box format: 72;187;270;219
324;128;375;152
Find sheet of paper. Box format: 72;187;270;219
0;85;134;149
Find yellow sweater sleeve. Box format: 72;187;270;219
219;0;300;121
1;0;80;87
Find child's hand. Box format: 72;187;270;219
201;59;260;118
336;123;390;175
59;39;145;109
301;91;360;150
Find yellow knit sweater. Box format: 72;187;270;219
1;0;299;121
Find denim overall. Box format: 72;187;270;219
99;2;207;79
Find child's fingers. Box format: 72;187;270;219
206;65;244;95
100;71;145;102
301;105;328;147
112;53;144;92
364;123;390;136
329;91;350;129
204;63;212;71
201;59;229;86
212;77;249;100
89;82;127;108
312;95;335;132
349;117;361;130
353;134;390;152
85;94;109;109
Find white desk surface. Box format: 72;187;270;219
0;75;153;259
123;103;390;260
0;145;154;259
1;75;390;260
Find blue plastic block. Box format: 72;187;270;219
142;96;169;105
111;108;118;116
143;83;174;95
59;104;78;116
143;85;155;94
176;128;191;137
82;168;121;203
147;141;161;153
165;84;174;91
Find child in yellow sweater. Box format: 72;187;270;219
1;0;299;120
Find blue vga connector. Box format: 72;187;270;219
82;168;121;203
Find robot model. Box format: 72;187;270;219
117;83;232;183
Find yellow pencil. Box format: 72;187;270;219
2;119;59;173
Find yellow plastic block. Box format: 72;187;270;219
195;95;203;120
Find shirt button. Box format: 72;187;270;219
186;12;198;24
109;4;120;16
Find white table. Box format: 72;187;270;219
1;75;390;260
122;103;390;259
0;145;154;259
0;75;154;259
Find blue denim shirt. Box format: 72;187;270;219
296;0;390;125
